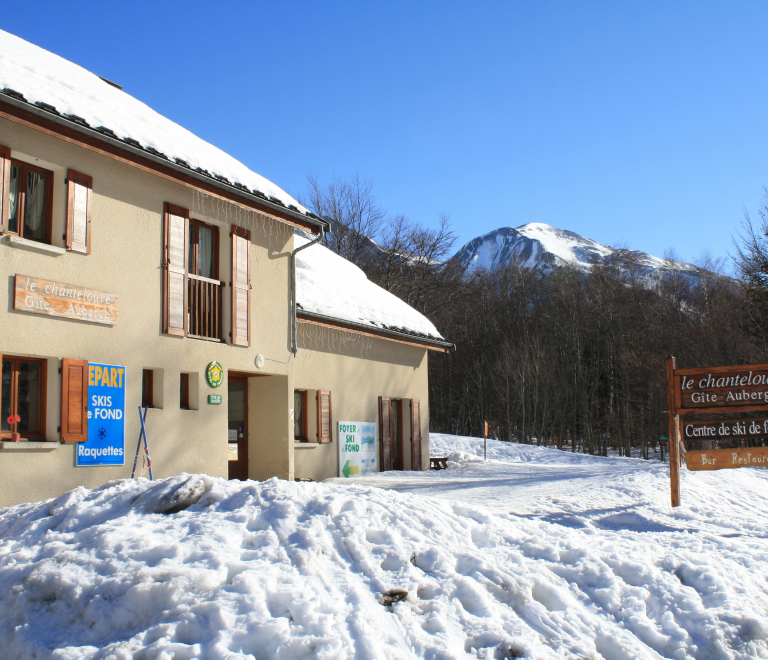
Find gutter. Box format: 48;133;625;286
0;90;326;233
291;227;326;354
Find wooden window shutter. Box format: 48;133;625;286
379;396;392;471
411;399;422;471
231;227;251;346
163;203;189;336
317;390;332;443
66;169;93;253
61;358;88;443
0;144;9;233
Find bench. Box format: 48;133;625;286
430;456;448;470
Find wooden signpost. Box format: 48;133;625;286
666;357;768;506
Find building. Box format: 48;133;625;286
0;31;451;508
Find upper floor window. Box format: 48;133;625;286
8;161;53;244
163;204;225;342
188;218;218;279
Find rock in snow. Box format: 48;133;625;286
3;436;768;658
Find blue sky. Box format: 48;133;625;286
5;1;768;266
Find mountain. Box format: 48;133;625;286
451;223;703;280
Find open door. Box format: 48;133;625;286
228;377;249;480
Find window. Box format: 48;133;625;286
7;160;53;244
162;204;223;341
142;369;154;408
294;390;308;441
180;373;190;410
1;356;46;440
189;218;218;279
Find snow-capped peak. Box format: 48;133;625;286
452;223;693;276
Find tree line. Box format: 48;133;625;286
302;176;768;455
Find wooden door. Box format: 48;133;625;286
228;378;249;480
391;399;404;470
411;399;422;471
379;396;392;471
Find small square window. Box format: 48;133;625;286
142;369;154;408
180;373;190;410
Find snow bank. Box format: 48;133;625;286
0;30;306;213
4;452;768;658
296;235;443;340
339;434;768;659
429;433;623;466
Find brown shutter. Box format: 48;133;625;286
231;227;251;346
411;399;422;471
379;396;392;471
0;144;9;233
66;169;93;253
317;390;332;443
163;203;188;336
61;358;88;443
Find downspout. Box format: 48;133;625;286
291;225;326;354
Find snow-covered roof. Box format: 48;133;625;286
295;236;445;343
0;30;312;217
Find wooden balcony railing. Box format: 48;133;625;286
188;273;223;341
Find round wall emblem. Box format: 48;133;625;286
206;361;224;388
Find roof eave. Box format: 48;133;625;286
0;91;329;234
297;310;454;353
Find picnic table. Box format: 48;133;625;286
430;456;448;470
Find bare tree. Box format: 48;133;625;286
301;172;386;267
733;194;768;359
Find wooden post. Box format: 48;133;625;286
484;420;488;460
666;356;681;507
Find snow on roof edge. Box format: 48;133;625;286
295;235;447;345
0;29;321;226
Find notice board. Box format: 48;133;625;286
77;363;126;466
338;421;378;477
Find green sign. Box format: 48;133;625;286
208;394;222;405
206;361;224;388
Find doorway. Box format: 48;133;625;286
391;399;404;470
228;377;249;480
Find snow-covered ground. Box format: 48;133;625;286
2;436;767;659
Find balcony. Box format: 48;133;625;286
188;274;223;341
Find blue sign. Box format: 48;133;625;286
76;363;126;466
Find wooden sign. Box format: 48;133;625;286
686;447;768;471
667;357;768;507
681;418;768;441
14;274;119;325
674;364;768;414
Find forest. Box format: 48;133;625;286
302;175;768;455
